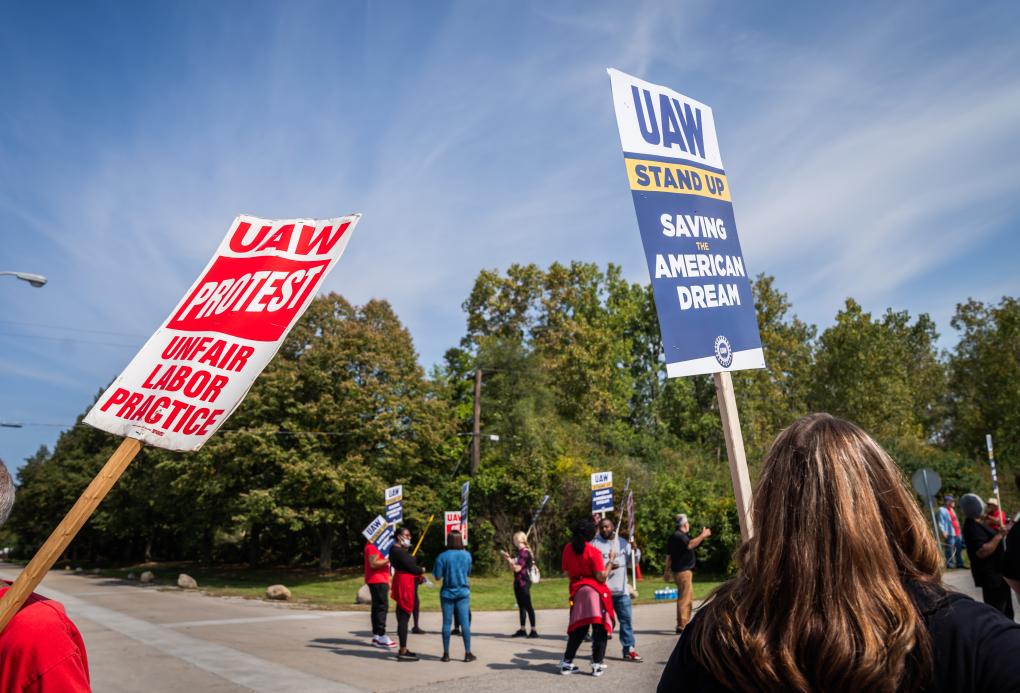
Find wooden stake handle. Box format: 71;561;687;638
713;371;753;542
0;437;143;633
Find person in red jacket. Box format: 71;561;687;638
0;460;91;692
364;537;395;649
559;517;615;677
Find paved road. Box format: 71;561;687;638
0;564;682;692
2;564;1013;692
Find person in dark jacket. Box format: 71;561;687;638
389;526;426;661
659;414;1020;693
960;493;1014;618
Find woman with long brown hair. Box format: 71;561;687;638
658;413;1020;692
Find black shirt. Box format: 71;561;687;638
1003;520;1020;581
668;530;695;572
658;584;1020;692
389;544;424;575
963;517;1005;589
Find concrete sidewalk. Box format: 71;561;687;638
1;564;682;692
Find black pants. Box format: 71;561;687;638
413;584;420;628
514;581;536;628
982;581;1015;619
369;583;388;636
564;624;607;663
396;607;412;649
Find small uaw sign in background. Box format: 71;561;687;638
84;214;361;450
385;485;403;525
591;471;614;514
608;69;763;378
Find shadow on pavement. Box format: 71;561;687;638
308;637;400;661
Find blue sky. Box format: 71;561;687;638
2;1;1019;470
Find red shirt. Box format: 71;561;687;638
0;586;90;692
561;542;605;583
364;543;390;584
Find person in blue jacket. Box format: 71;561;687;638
432;529;476;662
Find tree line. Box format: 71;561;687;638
4;264;1017;576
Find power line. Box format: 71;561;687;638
0;331;140;349
0;320;147;339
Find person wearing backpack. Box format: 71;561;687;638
501;532;539;638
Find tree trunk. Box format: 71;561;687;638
247;525;261;567
201;527;213;566
144;529;155;562
318;524;333;571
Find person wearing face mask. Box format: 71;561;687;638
389;526;426;661
592;517;642;662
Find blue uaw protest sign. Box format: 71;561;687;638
363;515;395;557
385;484;403;525
608;69;764;377
591;471;613;514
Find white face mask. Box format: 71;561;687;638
400;537;411;547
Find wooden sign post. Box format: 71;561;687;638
0;438;143;630
714;372;753;541
0;214;360;635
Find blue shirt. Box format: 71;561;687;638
433;549;472;600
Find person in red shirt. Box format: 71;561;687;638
0;460;91;692
364;537;395;648
559;517;615;677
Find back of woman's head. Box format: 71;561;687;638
446;530;464;550
571;518;596;555
692;413;941;693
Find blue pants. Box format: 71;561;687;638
611;593;635;653
441;595;471;654
945;535;965;568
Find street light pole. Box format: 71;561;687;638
471;369;482;476
0;271;48;288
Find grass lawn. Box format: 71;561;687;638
94;562;724;611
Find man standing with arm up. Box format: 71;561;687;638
0;460;91;691
664;513;710;635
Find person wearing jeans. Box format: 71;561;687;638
432;530;476;662
937;495;965;569
591;518;642;662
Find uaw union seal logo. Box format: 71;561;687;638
713;335;733;368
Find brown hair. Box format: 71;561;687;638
691;413;942;692
446;529;464;550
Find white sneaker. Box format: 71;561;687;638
592;662;608;677
560;660;579;675
372;635;397;648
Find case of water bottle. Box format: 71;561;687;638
654;587;678;600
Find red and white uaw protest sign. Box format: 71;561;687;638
84;214;361;451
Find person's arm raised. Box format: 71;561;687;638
688;527;712;549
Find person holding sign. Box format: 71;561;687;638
432;530;475;663
665;514;710;634
500;531;538;638
0;461;91;692
659;414;1020;692
592;518;641;662
390;526;426;661
364;538;395;649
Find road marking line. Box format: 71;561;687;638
0;572;359;693
164;614;328;628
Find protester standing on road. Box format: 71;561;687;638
560;518;615;677
432;530;475;663
986;497;1008;531
500;531;538;638
364;533;396;649
389;526;426;661
659;414;1020;692
0;460;92;691
665;514;710;634
1002;473;1020;599
961;493;1014;618
937;494;965;569
592;518;642;662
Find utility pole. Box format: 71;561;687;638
471;368;482;476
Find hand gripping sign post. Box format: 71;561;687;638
591;471;614;515
0;214;360;632
385;485;404;526
608;68;764;541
